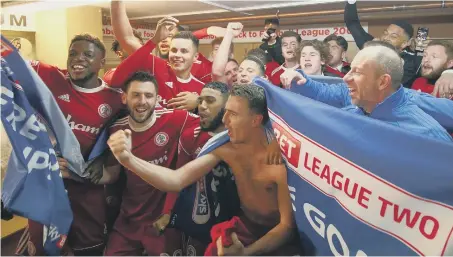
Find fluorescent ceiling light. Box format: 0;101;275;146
2;0;111;14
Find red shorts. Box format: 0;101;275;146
104;215;183;256
23;180;107;255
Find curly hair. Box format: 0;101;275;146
297;39;332;63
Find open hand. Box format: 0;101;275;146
153;16;179;44
167;92;199;110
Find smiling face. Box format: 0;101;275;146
300;46;324;75
168;38;198;73
67;40;104;84
122;80;158;123
224;60;239;87
379;24;410;51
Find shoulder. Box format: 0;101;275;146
110;116;129;131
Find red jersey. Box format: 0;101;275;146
29;61;123;158
192;54;213;84
111;40;205;108
109;108;199;223
411;77;435;94
266;62;300;88
324;62;351;78
102;68;116;85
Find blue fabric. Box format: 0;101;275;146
1;36;109;255
291;71;453;140
255;77;453;256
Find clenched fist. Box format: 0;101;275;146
226;22;243;37
107;129;132;165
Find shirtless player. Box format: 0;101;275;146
108;85;301;256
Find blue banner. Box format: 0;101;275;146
254;77;453;256
1;37;72;255
1;36;110;255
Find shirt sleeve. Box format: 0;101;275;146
407;89;453;132
344;2;374;49
290;70;351;108
110;40;167;88
193;28;209;39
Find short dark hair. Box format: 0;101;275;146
298;40;331;63
264;18;280;26
111;30;143;52
244;48;266;76
123;71;158;93
176;25;186;32
227;58;238;65
363;40;399;53
427;40;453;61
204;81;229;95
173;31;199;50
281;31;301;43
324;34;348;51
391;20;414;39
230;84;269;125
211;37;234;53
70;33;106;57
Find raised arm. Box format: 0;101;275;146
244;165;295;255
193;26;227;40
212;22;242;83
110;1;142;54
110;16;177;87
279;69;350;108
344;1;374;49
107;129;221;192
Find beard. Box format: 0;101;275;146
69;71;96;85
127;105;154;123
158;51;169;60
201;108;225;132
422;64;447;80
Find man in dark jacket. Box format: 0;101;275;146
344;1;422;88
259;18;285;65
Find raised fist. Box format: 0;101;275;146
107;129;133;165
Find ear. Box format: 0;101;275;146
378;74;392;90
100;58;106;68
194;52;199;62
252;114;263;127
341;51;346;61
446;59;453;69
121;92;127;105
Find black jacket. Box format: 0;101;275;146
260;37;285;65
344;2;422;88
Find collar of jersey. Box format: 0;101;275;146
176;74;194;83
128;112;157;132
70;78;106;93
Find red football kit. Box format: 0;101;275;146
23;61;123;255
102;68;116;85
266;61;300;88
104;107;200;256
111;40;205;108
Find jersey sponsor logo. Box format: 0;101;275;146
188;112;199;119
66;114;100;134
154;132;169;147
98;103;112;118
58;94;70;102
192;176;210;224
147;151;168;165
165;82;173;88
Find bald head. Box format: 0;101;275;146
355;45;404;90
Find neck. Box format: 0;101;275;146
362;88;395;113
232;126;267;151
71;75;100;89
128;112;155;132
285;59;298;68
175;69;192;80
330;61;342;68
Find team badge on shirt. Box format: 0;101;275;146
154;132;169;147
98;103;112;118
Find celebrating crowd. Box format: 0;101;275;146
3;0;452;256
